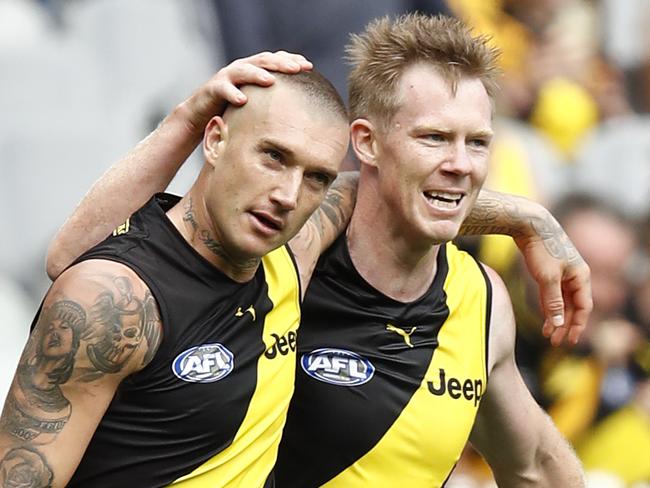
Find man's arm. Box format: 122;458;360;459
0;260;162;487
469;266;585;487
461;189;593;346
288;172;358;294
46;51;313;280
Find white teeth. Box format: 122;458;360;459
423;191;463;208
427;197;457;209
425;191;461;200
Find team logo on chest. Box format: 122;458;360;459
172;343;235;383
301;348;375;386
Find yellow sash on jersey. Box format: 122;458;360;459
170;246;301;488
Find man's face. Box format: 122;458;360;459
203;83;349;260
371;64;493;246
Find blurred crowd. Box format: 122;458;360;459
1;0;649;486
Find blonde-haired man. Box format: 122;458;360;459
273;14;585;487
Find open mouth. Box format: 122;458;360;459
250;211;282;231
423;191;464;209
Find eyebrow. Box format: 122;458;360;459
418;127;494;139
260;138;296;160
260;138;338;180
470;130;494;139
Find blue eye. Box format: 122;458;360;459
426;133;445;142
469;139;488;148
265;149;283;161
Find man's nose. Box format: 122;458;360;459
270;170;301;210
441;141;473;175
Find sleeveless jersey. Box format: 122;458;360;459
274;234;492;487
68;194;301;488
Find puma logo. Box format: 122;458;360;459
235;305;256;321
386;323;417;348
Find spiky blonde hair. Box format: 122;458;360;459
346;13;500;127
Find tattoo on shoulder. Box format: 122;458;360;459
0;446;53;488
2;275;162;445
80;276;150;380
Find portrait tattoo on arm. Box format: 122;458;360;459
0;273;162;485
2;300;86;443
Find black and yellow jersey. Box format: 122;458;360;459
274;234;491;487
68;194;301;488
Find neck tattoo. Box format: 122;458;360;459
182;197;260;274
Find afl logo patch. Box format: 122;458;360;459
301;348;375;386
172;343;234;383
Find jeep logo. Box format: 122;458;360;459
427;368;483;406
264;331;297;359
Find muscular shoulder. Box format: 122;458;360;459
38;258;163;380
481;264;516;374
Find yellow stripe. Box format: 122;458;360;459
324;243;488;487
170;246;301;487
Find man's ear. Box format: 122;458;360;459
203;116;228;167
350;118;379;168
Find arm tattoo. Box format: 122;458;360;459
2;301;85;442
531;218;584;265
309;174;357;243
459;192;526;237
81;277;147;380
3;275;159;446
460;190;584;265
0;447;53;488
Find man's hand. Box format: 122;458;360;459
46;51;313;280
461;189;593;347
514;212;593;347
179;51;313;136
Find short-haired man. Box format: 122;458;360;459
0;57;354;487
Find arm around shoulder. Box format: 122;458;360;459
0;259;162;487
461;189;592;346
289;171;358;292
469;266;585;488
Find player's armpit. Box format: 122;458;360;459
0;260;162;487
289;171;358;292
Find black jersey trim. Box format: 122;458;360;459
284;244;303;301
474;259;493;381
